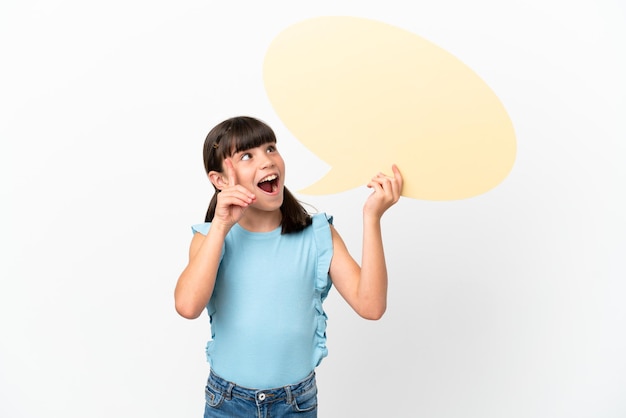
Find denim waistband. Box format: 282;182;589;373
207;370;316;405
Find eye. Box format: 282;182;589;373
266;144;277;153
240;152;252;161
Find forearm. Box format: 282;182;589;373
331;164;401;320
174;226;228;319
357;215;388;319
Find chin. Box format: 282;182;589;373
255;196;284;212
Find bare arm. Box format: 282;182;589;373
329;165;403;320
174;159;255;319
174;225;228;319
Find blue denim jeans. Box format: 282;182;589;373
203;370;318;418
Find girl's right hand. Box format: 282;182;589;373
212;158;256;231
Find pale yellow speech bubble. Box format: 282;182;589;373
263;16;516;200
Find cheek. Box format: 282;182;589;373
239;168;256;184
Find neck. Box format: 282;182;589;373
237;209;282;232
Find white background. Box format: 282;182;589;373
1;1;625;417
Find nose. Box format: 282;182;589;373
259;152;275;169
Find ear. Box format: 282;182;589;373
208;170;227;190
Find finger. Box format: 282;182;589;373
367;177;390;201
371;173;401;205
391;164;403;198
392;164;403;185
220;186;255;204
366;178;384;191
219;195;252;209
224;158;238;187
369;168;400;196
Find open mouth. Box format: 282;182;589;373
257;174;279;193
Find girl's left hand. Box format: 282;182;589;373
364;164;403;219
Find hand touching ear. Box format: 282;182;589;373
363;164;403;219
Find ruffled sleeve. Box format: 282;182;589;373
312;213;333;299
311;212;334;366
191;222;210;235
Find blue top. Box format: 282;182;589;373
191;213;334;389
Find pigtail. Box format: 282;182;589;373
205;190;219;223
280;187;312;234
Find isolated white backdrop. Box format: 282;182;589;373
1;1;625;417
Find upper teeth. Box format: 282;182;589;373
260;174;277;183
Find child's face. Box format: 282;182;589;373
227;141;285;211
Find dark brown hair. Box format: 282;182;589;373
202;116;312;234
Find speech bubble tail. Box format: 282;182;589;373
296;169;360;196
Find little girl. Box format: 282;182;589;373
175;116;402;417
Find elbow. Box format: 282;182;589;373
174;284;208;319
361;310;385;321
175;299;204;320
357;304;386;321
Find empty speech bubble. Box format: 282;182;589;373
263;16;516;200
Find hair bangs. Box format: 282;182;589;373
228;117;277;155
